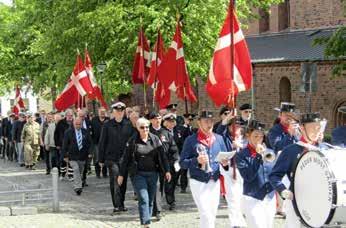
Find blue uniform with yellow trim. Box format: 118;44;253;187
267;123;297;153
236;146;274;200
179;133;227;183
331;126;346;147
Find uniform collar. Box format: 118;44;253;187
247;143;257;158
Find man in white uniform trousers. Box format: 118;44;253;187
179;111;228;228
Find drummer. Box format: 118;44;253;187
332;106;346;147
269;112;322;228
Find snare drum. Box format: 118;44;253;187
292;148;346;227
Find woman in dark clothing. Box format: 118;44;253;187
118;118;171;228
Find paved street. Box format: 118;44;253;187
0;159;286;227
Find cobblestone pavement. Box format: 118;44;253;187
0;158;287;227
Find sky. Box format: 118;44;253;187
0;0;12;6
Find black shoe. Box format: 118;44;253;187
82;182;88;187
180;189;187;193
119;206;128;212
112;208;121;214
156;213;162;221
20;164;25;167
75;189;82;195
25;165;29;169
169;203;176;211
46;170;51;175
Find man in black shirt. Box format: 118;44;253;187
160;113;180;210
91;107;109;178
99;102;134;213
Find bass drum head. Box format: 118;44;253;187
292;150;336;228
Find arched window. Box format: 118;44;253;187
278;0;290;31
279;77;291;103
334;101;346;127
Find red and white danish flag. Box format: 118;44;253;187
55;53;93;111
132;27;150;84
12;86;25;114
84;48;108;109
147;30;165;86
158;22;197;102
206;3;252;107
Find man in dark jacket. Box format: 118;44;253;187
99;102;134;213
12;112;26;166
174;113;197;193
91;107;109;177
62;117;91;195
160;113;180;210
54;109;74;179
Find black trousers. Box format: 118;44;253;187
1;139;7;158
7;141;15;161
164;165;178;205
107;161;127;208
49;147;60;174
178;169;188;191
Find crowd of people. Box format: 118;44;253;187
0;101;345;228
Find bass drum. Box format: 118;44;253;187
292;148;346;228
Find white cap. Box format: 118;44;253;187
111;102;126;109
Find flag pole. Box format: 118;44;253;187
76;49;81;110
140;18;148;109
176;13;189;115
229;0;238;180
230;0;236;111
153;27;160;111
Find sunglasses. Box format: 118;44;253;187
139;126;149;130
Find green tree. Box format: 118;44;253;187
0;0;282;102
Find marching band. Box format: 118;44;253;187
1;101;345;228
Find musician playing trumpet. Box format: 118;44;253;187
235;120;276;228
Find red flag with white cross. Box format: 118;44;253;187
206;2;252;107
12;86;25;114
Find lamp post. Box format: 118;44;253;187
96;62;107;96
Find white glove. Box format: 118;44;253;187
281;189;294;200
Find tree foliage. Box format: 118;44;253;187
0;0;282;100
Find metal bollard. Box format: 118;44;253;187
52;167;59;212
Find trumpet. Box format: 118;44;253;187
256;144;276;162
263;149;276;163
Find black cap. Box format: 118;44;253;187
219;106;231;116
147;111;161;120
183;113;197;120
166;104;178;110
300;112;321;124
247;119;266;131
275;102;296;113
198;111;214;119
239;103;252;111
163;113;177;121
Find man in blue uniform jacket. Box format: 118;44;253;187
269;112;322;228
332;106;346;147
268;102;300;153
179;110;228;228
